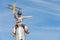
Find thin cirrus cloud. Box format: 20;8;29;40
18;0;60;17
18;4;60;17
28;0;60;12
34;0;60;10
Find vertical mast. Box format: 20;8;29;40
12;3;16;14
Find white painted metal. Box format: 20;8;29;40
15;26;25;40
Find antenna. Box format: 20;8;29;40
8;4;21;11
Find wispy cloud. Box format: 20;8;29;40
52;0;60;1
31;0;60;10
22;5;60;16
17;1;60;17
28;0;60;12
40;27;60;30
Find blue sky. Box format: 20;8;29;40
0;0;60;40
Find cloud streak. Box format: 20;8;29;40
27;0;60;15
22;5;60;16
